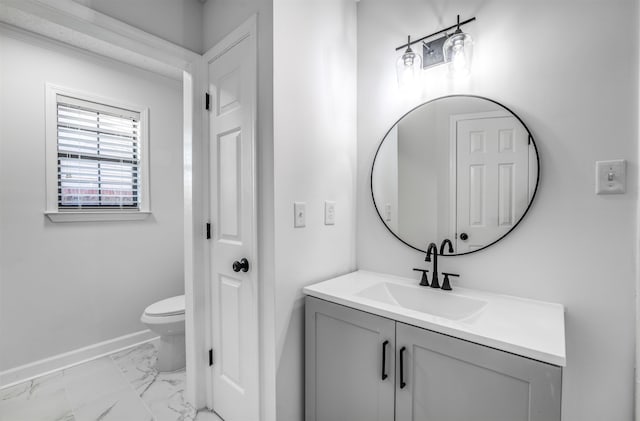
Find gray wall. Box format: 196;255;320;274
273;1;358;420
0;28;184;370
72;0;204;53
397;106;438;246
356;0;637;420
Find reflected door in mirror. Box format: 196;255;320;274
455;113;533;253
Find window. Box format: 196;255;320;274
46;85;150;222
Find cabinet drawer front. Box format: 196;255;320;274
305;297;396;421
396;322;561;421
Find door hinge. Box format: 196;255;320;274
205;92;210;110
206;223;211;239
209;349;214;366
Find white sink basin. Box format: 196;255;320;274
356;282;487;321
303;270;566;366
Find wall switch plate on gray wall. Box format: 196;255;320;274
324;201;336;225
595;160;626;195
294;202;306;227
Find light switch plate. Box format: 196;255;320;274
294;202;306;228
596;160;626;195
324;201;336;225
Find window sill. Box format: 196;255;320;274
45;211;152;223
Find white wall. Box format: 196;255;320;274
72;0;204;53
0;28;184;371
273;1;357;420
357;1;637;420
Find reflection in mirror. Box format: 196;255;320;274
371;95;539;255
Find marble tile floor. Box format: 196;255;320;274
0;340;223;421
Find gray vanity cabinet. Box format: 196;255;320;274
305;297;396;421
395;322;562;421
305;296;562;421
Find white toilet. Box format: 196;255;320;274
141;295;186;372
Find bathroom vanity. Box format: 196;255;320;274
304;271;565;421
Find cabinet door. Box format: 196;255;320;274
305;297;396;421
396;322;561;421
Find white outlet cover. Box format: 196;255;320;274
595;159;626;195
324;201;336;225
294;202;306;228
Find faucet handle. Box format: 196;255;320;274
412;268;430;286
441;272;459;291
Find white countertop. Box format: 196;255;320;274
303;270;566;367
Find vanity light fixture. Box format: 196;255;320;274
442;15;474;78
396;35;422;88
395;15;475;84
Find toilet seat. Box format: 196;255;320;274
144;295;185;317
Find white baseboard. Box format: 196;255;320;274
0;330;159;389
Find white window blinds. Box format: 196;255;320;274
56;95;141;209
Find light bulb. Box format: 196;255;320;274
443;29;473;79
450;39;468;76
403;48;416;67
396;36;422;89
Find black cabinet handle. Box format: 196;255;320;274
399;346;407;389
381;340;389;380
232;258;249;273
459;232;469;241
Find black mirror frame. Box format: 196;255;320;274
370;94;541;255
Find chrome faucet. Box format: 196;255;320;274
425;243;440;288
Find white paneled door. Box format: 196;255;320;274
455;113;531;253
205;17;258;421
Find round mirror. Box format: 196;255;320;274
371;95;539;255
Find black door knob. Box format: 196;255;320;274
232;258;249;273
459;232;469;241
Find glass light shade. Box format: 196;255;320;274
443;30;473;78
396;44;422;88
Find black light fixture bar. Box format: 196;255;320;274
395;16;476;51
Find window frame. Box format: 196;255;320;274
45;84;151;222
